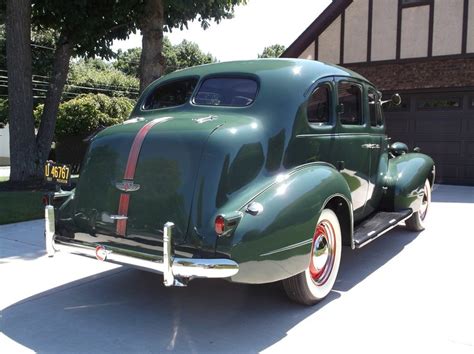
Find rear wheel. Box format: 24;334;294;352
405;179;431;231
282;209;342;305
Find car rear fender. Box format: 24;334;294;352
381;152;435;212
217;162;353;284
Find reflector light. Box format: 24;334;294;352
215;215;225;235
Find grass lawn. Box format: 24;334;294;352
0;173;77;224
0;190;44;225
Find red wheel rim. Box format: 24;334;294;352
309;220;336;286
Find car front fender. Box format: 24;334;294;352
381;152;435;212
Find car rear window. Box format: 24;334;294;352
193;77;258;107
143;78;198;110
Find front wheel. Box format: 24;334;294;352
282;209;342;305
405;179;431;231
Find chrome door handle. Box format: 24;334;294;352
110;215;128;220
361;143;380;149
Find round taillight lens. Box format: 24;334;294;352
215;215;225;235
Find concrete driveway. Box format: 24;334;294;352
1;184;473;353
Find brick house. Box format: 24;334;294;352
282;0;474;185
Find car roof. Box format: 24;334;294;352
160;58;371;87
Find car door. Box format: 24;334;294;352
365;87;389;215
333;78;371;222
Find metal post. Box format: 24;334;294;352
45;205;56;257
163;222;175;286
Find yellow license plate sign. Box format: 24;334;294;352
44;161;71;185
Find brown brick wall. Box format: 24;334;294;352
345;57;474;91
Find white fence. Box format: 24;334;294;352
0;124;10;166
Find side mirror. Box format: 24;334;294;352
391;93;402;106
381;93;402;106
390;142;408;156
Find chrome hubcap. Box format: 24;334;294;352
309;221;336;286
312;235;329;270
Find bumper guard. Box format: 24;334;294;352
45;205;239;287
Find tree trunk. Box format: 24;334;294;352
36;33;73;165
6;0;37;182
139;0;164;93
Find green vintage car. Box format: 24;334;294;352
45;59;435;305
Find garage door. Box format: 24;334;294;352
384;90;474;186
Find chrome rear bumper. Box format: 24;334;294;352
45;206;239;286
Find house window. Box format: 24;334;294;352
416;97;462;110
338;82;362;125
307;85;331;125
368;89;383;127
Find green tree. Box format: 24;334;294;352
3;0;246;183
5;0;37;182
137;0;246;92
1;24;56;102
1;25;56;77
30;28;57;76
258;44;286;58
68;59;139;98
113;47;141;78
3;0;139;182
30;0;140;182
164;39;215;74
114;37;215;78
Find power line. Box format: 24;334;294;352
0;37;56;51
0;70;139;93
0;69;139;90
0;74;139;96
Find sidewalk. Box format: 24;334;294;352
0;165;10;178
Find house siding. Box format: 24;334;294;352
346;57;474;91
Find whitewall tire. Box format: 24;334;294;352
283;209;342;305
405;179;431;231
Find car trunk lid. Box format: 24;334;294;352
72;114;222;246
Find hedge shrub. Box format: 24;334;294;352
67;60;139;98
34;93;135;138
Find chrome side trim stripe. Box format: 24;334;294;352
260;238;313;257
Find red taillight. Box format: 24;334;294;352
215;215;225;235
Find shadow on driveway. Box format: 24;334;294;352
1;226;419;353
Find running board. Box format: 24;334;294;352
353;209;413;248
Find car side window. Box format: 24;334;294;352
307;84;331;125
338;81;362;125
368;88;384;127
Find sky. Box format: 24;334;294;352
112;0;331;62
